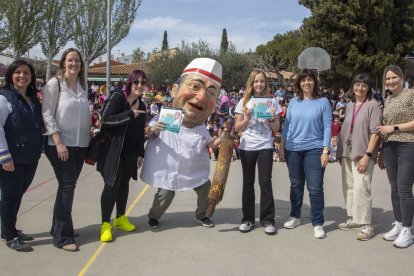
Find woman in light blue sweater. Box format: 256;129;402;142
280;68;332;239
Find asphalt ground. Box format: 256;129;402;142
0;154;413;276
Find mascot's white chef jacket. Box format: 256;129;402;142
140;114;213;192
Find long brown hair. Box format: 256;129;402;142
294;68;320;101
242;69;268;112
55;48;86;89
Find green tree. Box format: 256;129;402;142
256;30;308;87
73;0;142;80
0;0;9;52
147;39;255;89
299;0;414;86
220;28;229;56
40;0;80;80
132;47;146;63
218;42;256;88
0;0;46;58
162;30;169;51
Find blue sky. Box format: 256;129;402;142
31;0;310;60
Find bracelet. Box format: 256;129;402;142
365;152;373;158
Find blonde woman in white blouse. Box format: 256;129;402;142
42;48;90;252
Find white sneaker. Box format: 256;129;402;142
239;221;254;233
264;224;276;235
314;225;326;239
393;227;413;248
283;217;301;229
383;221;402;241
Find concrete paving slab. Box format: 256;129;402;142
0;155;413;276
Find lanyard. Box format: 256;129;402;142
349;100;366;135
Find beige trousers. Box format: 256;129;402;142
341;157;374;225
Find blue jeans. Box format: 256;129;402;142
285;148;325;226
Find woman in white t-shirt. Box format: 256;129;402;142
234;69;281;235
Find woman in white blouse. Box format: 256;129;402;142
42;48;90;252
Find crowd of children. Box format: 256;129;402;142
85;80;386;164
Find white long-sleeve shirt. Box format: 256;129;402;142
42;77;90;147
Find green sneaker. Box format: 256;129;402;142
100;222;112;242
114;215;136;232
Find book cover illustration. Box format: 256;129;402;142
246;97;276;119
159;107;183;134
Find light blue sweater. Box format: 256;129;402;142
282;97;332;151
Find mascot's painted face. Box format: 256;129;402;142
171;73;220;127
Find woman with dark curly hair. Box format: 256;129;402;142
280;68;332;239
0;60;43;252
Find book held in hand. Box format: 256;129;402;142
246;96;276;119
159;107;183;134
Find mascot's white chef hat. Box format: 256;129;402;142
181;58;222;85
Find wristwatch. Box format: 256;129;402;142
365;152;373;158
393;125;399;132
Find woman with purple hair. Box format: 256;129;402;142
97;70;147;242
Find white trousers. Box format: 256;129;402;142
341;157;374;225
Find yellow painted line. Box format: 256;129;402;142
126;184;149;216
78;184;150;276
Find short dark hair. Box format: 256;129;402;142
350;73;372;102
294;68;320;101
3;59;37;95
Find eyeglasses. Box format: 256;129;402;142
133;80;147;85
183;79;219;98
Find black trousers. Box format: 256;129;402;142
101;153;136;223
383;141;414;227
239;148;275;225
0;163;38;241
45;145;87;247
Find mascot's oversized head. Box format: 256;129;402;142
171;58;222;128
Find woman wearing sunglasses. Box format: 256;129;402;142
97;70;147;242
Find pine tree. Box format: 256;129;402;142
299;0;414;84
162;30;169;51
220;28;229;56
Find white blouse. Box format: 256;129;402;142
42;77;90;147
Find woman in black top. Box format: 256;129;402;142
0;60;43;252
97;70;147;242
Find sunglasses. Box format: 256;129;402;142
133;80;147;85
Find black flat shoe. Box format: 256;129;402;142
50;231;79;237
6;237;33;252
17;230;34;241
2;230;34;242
